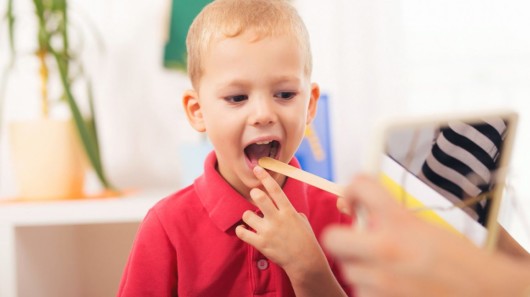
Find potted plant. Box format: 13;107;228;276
1;0;114;199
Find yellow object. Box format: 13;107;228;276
9;119;86;200
304;125;325;161
380;173;460;235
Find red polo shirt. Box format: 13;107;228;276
118;152;352;296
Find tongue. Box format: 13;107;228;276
245;143;271;165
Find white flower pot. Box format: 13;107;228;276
9;118;86;200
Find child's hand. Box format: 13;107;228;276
236;166;348;297
235;166;329;281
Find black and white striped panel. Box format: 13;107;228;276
418;118;507;224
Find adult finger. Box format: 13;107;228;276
340;264;382;291
322;225;376;261
253;166;293;210
336;197;354;215
344;175;402;217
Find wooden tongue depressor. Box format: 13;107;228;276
258;157;367;229
258;157;345;196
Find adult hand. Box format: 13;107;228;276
322;175;530;297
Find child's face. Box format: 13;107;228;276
184;31;319;198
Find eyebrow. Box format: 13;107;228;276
218;79;250;89
220;76;302;88
270;75;302;85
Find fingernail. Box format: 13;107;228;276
253;166;265;176
249;188;259;197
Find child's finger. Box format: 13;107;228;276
250;188;278;217
241;210;263;230
253;166;292;210
235;224;260;245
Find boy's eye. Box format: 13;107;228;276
275;92;296;100
225;95;248;103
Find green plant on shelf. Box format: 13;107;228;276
1;0;114;191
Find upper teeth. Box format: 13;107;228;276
256;141;271;145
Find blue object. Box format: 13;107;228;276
178;138;213;186
295;94;334;181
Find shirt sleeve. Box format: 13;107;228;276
117;209;178;296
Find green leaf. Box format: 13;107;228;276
6;0;15;57
86;79;102;171
1;0;16;139
50;48;114;190
51;0;66;12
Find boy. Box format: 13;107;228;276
118;0;352;296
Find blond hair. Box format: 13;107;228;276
186;0;312;89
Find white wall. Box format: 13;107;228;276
301;0;530;249
399;0;530;250
1;0;529;249
0;0;198;196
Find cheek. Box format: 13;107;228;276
284;117;307;148
202;105;232;129
203;112;241;144
286;114;307;134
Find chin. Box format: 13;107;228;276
242;172;262;188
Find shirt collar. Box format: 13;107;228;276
195;151;309;232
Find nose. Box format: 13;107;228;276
248;97;278;126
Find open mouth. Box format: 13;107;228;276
244;140;280;168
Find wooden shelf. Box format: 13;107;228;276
0;189;173;297
0;189;172;226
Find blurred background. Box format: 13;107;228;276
0;0;529;294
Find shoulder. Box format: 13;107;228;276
152;184;196;210
139;183;208;244
149;184;204;224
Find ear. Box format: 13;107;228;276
183;89;206;132
306;83;320;125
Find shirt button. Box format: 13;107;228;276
257;259;269;270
